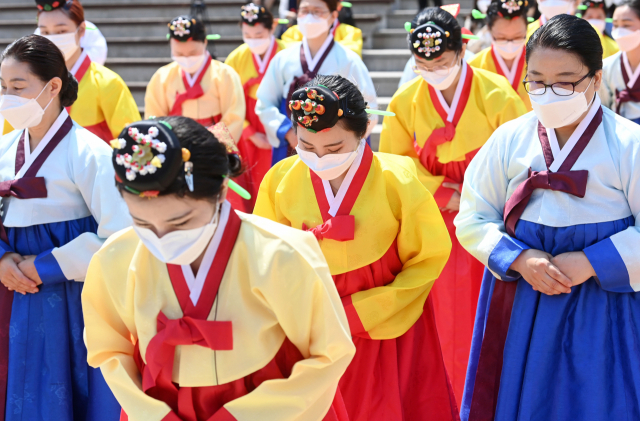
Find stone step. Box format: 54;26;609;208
126;72;400;107
362;49;410;71
0;14;381;40
386;8;472;29
373;29;408;50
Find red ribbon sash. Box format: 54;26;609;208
615;55;640;113
286;39;335;104
66;53;91;115
170;57;212;116
490;46;526;94
305;145;373;242
243;40;279;135
140;208;241;418
414;63;474;168
503;106;602;237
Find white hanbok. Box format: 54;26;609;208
601;51;640;122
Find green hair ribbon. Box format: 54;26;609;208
365;109;396;117
278;18;290;24
404;21;412;32
577;4;588;9
527;16;535;22
206;34;221;40
472;9;486;19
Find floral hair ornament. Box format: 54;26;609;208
240;2;276;27
168;15;207;42
35;0;71;11
289;85;342;133
112;120;184;196
207;123;252;200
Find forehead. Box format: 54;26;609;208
414;50;456;65
527;48;585;75
299;0;330;9
298;122;358;145
614;5;640;20
38;9;75;27
0;58;35;82
491;16;528;33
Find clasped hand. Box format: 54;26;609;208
0;253;41;295
509;249;597;296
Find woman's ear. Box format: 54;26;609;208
48;77;63;99
593;69;603;92
77;21;86;42
219;180;229;203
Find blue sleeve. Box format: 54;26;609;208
34;249;68;285
276;115;292;144
487;235;530;282
583;237;633;293
0;240;13;261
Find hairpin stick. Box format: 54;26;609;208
576;12;583;17
278;18;290;24
606;17;613;22
472;9;486;19
404;21;412;32
224;177;252;200
206;34;221;40
365;109;396;117
577;4;588;9
527;16;535;22
461;34;480;40
341;1;353;6
159;121;173;130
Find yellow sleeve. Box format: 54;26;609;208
603;34;619;59
97;68;141;138
144;69;170;119
281;26;303;47
216;64;246;142
254;157;298;225
341;160;451;340
82;230;173;421
221;222;355;420
2;120;13;135
378;83;445;194
336;24;363;57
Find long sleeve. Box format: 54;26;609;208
599;55;618;111
219;230;355;421
34;137;132;284
98;69;141;139
145;70;170;119
583;123;640;293
453;124;530;282
82;230;173;421
342;172;452;340
255;52;289;148
379;86;445;194
215;65;246;142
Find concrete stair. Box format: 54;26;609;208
0;0;474;149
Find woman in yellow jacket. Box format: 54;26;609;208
379;6;527;406
24;0;141;142
576;0;619;58
225;3;286;211
469;0;532;110
255;75;457;421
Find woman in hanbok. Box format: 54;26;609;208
225;3;286;211
30;0;140;142
526;0;575;38
255;0;377;165
254;75;458;421
281;0;364;56
469;0;532;110
458;15;640;421
0;35;130;421
82;116;355;421
601;0;640;123
576;0;619;58
144;15;245;140
379;6;527;405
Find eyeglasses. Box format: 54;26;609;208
297;8;331;18
523;73;593;96
412;54;459;76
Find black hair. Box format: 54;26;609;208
240;3;275;29
486;0;530;29
294;74;369;139
526;14;602;74
168;16;207;43
338;7;357;27
297;0;340;12
620;0;640;19
1;35;78;108
410;7;463;54
116;117;243;200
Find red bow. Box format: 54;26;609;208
503;168;588;237
142;312;233;395
302;215;355;242
170;84;205;116
0;178;48;243
414;121;455;160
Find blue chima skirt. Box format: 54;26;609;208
4;216;120;421
462;217;640;421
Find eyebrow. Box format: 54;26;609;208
325;140;344;147
299;138;313;146
166;210;193;222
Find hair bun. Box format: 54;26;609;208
168;15;206;42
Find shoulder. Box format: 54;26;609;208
468;47;491;67
91;227;140;270
603;51;622;71
89;62;127;86
0;129;21;156
602;105;640;149
338;23;362;37
69;122;113;159
265;154;301;181
472;67;520;98
489;111;539;145
236;212;329;272
373;152;418;178
210;59;241;81
150;61;180;82
335;42;362;63
275;38;287;52
392;75;422;102
225;44;251;64
272;43;300;61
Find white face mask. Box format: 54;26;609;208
587;19;606;34
43;30;79;61
612;27;640;51
492;39;525;60
0;82;54;130
529;78;595;129
244;37;271;55
298;14;331;39
133;202;221;265
296;139;364;180
477;0;491;13
172;53;207;74
538;0;574;19
419;60;461;91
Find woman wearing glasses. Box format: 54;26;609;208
458;15;640;421
379;6;526;405
469;0;532;110
255;0;377;165
600;0;640;123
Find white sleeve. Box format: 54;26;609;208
398;57;418;88
255;52;288;148
347;55;379;128
80;21;108;66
